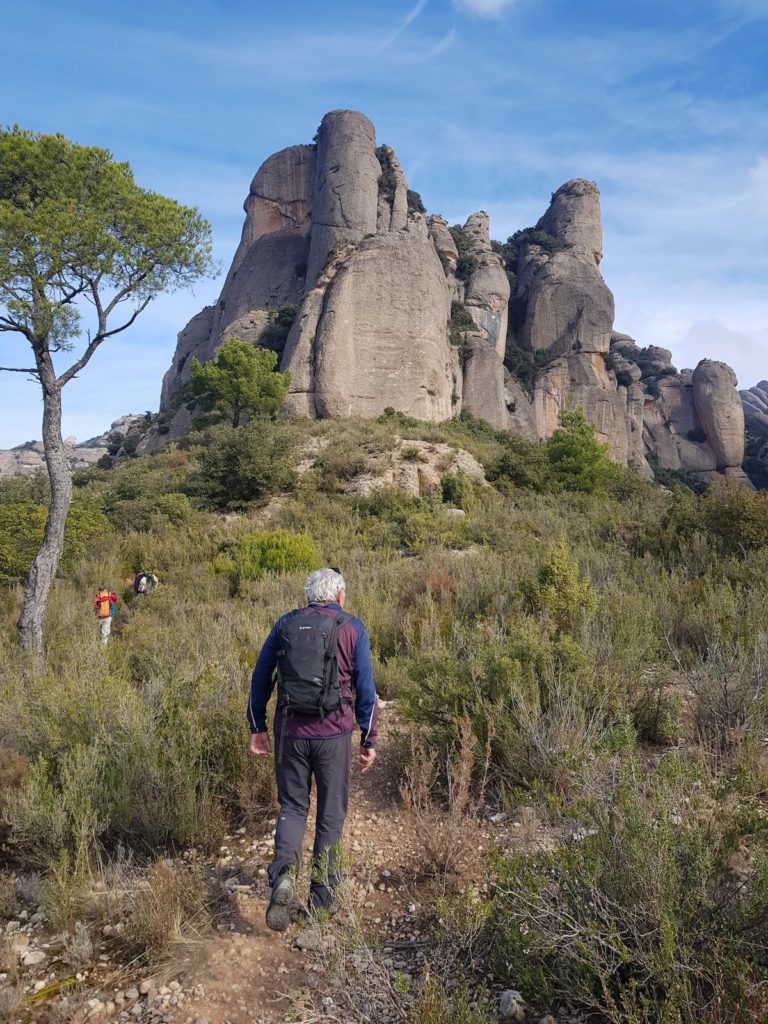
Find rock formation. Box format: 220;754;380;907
739;382;768;487
156;109;750;487
0;416;145;478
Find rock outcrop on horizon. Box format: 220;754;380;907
0;416;146;478
156;109;750;487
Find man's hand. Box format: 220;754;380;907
358;747;377;773
250;732;272;757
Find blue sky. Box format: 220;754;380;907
1;0;767;447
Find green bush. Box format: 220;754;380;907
407;189;426;214
0;497;111;585
186;421;297;510
229;530;319;583
488;435;549;491
493;227;564;274
700;480;768;554
488;758;768;1022
441;471;475;511
455;254;478;280
523;540;598;636
546;408;621;493
258;305;297;356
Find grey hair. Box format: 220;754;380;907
305;567;346;604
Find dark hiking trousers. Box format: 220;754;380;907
268;735;352;910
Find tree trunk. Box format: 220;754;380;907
17;377;72;655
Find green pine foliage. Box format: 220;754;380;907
546;408;622;493
190;337;291;428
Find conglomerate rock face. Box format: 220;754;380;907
740;382;768;487
155;109;752;487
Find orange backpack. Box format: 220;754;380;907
96;592;112;619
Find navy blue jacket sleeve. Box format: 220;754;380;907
248;619;281;734
351;623;378;748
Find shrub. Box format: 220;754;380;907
407;189;426;214
229;530;319;583
523;540;598;636
488;758;768;1022
376;146;396;196
441;471;475;511
455;254;478;281
494;227;564;274
258;305;297;356
700;481;768;554
187;421;297;510
448;224;470;255
504;345;536;393
125;859;211;964
488;435;549;492
412;978;494;1024
0;497;111;585
546;408;621;493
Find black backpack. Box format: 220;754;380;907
275;609;350;719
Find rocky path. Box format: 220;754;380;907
3;704;544;1023
168;704;426;1024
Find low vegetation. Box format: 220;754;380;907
3;403;768;1021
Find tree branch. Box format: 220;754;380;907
0;365;40;375
57;294;152;387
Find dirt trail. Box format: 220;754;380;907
172;703;425;1024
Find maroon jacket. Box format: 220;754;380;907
248;603;379;748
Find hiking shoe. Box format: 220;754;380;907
266;872;295;932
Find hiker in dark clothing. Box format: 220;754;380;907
248;567;378;931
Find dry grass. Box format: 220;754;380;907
0;983;22;1022
124;858;214;972
400;719;490;878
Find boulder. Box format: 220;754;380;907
462;212;510;358
427;215;458;268
341;438;486;498
309;220;453;420
519;253;614;356
692;359;745;470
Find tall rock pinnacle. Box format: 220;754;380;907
154;111;751;487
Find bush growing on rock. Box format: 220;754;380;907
546;408;621;493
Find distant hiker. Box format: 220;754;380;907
248;567;378;931
133;570;158;596
94;585;117;644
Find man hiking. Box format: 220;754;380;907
94;585;118;644
248;567;378;931
132;570;158;596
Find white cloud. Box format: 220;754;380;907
453;0;517;17
380;0;429;47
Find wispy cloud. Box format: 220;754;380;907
453;0;517;17
422;28;457;58
380;0;429;47
719;0;768;18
